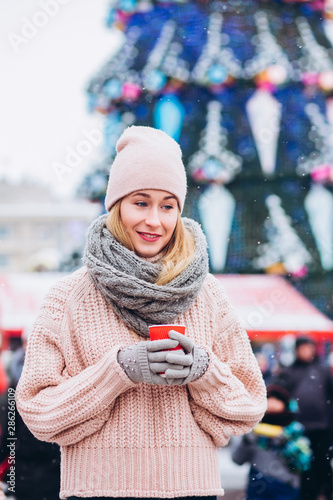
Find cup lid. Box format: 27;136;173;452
148;324;186;328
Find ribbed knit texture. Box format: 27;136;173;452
16;268;267;499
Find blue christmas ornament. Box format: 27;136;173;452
289;398;299;413
91;173;108;194
144;69;167;93
105;8;116;27
104;112;122;153
153;94;185;142
284;421;304;439
119;0;137;13
87;92;97;113
207;64;228;85
104;79;123;99
202;158;223;180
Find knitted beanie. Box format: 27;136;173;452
266;384;291;407
295;335;316;349
104;126;187;212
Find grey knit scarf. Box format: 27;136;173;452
83;214;209;337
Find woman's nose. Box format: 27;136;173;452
145;207;160;227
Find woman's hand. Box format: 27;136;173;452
117;339;185;385
164;330;209;386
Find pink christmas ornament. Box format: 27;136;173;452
192;170;206;182
117;10;129;25
291;266;308;278
122;82;142;100
311;164;332;182
256;80;276;93
302;73;319;86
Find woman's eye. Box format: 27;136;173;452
135;202;147;207
163;204;174;210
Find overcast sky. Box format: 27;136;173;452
0;0;122;199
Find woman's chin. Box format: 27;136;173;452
134;245;162;258
132;237;165;258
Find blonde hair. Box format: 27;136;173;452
106;200;196;285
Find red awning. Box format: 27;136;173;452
215;274;333;341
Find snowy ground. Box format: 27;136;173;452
218;441;249;491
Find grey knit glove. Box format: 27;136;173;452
117;339;185;385
163;330;209;386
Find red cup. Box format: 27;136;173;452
148;324;186;376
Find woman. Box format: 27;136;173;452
16;126;267;500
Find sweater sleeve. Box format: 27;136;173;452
15;278;136;447
187;281;267;447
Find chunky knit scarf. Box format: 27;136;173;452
83;214;209;337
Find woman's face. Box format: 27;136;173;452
120;189;179;258
296;343;316;363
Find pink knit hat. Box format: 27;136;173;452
104;126;187;212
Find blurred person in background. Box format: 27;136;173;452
232;383;311;500
272;336;333;500
0;329;61;500
255;352;272;384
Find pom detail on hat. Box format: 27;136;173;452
105;126;187;212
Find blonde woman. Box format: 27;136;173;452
16;126;267;500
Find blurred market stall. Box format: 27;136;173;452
217;274;333;342
0;273;64;353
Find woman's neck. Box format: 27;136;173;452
141;250;166;263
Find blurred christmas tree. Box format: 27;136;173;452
80;0;333;318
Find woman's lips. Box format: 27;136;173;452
137;232;161;242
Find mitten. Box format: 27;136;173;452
164;330;209;385
117;338;185;385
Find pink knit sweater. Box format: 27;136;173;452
16;268;267;499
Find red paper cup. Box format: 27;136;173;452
149;324;185;345
148;324;186;376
